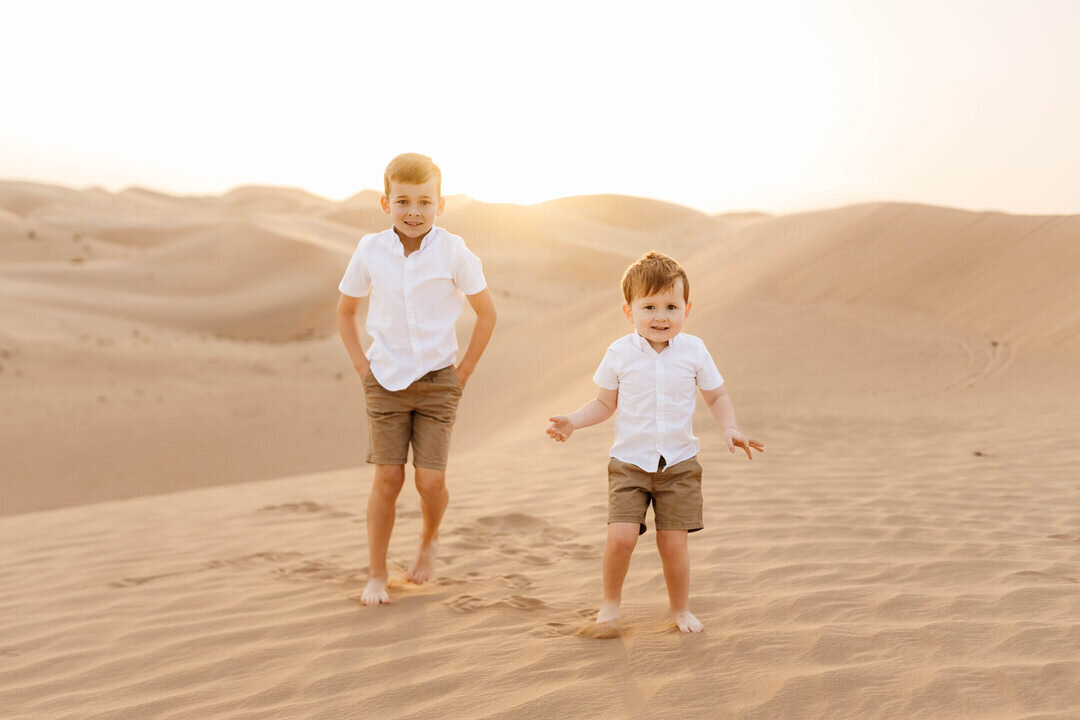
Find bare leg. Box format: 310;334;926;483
598;522;640;623
656;529;702;632
362;464;405;605
409;466;449;584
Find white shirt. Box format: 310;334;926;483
593;332;724;472
339;227;487;391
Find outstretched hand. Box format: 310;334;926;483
725;428;764;459
546;416;574;442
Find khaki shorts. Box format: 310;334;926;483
608;456;703;535
362;365;462;470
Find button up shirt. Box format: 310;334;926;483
593;332;724;472
339;227;487;391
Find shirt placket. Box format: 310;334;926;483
403;254;422;375
655;351;666;471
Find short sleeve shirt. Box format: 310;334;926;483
339;227;486;391
593;332;724;472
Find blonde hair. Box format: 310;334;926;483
383;153;442;198
621;251;690;304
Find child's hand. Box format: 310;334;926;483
725;427;764;460
546;416;575;442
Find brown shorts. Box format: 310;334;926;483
362;365;462;470
607;456;703;535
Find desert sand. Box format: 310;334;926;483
2;181;1079;718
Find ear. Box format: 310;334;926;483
685;301;692;318
380;195;391;215
437;196;446;216
623;304;633;322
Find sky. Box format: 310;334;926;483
3;0;1079;215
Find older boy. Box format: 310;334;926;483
338;153;497;606
547;251;762;633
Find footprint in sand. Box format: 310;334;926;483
445;593;547;613
447;594;486;612
110;552;306;588
449;514;582;567
258;502;353;519
555;542;600;560
541;526;577;542
500;573;533;589
533;621;577;638
531;607;614;638
496;595;546;611
274;559;366;585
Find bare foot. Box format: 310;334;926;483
673;610;703;633
361;578;391;606
574;601;624;639
596;601;620;624
408;540;438;584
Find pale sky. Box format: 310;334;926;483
3;0;1079;215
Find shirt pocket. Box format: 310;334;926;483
664;366;698;423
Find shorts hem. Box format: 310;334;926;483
366;457;408;466
412;460;448;471
655;522;704;532
608;517;648;535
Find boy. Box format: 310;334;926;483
337;153;497;606
547;251;762;633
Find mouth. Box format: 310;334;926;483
650;325;669;333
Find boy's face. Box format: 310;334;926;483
623;279;691;351
380;177;444;240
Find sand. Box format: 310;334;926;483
2;181;1079;718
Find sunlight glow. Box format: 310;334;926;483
3;0;1079;214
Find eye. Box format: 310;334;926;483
643;305;654;310
668;305;677;310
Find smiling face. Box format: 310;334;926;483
623;279;691;352
380;177;444;241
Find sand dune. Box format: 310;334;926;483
687;202;1080;347
2;181;1079;718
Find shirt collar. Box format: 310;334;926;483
632;331;679;353
419;226;442;250
384;226;442;255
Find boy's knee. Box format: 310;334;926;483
413;468;447;497
373;465;406;494
655;531;688;557
606;526;639;555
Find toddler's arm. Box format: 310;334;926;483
336;293;370;377
547;388;618;442
700;385;765;459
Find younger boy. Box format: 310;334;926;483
547;251;762;633
338;153;497;606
